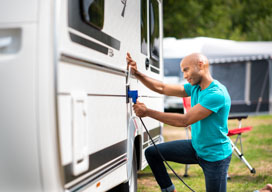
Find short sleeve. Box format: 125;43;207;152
200;91;225;113
184;83;192;96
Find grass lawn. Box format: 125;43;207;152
137;115;272;192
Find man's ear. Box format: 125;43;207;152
198;60;204;70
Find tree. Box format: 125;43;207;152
163;0;272;41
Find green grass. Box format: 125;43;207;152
137;115;272;192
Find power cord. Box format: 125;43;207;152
139;117;196;192
126;66;195;191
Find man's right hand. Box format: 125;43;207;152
126;52;138;76
126;53;187;97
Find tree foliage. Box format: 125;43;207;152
163;0;272;41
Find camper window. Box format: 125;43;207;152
141;0;148;55
81;0;104;30
150;0;160;62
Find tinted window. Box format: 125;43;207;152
81;0;104;30
150;0;160;61
141;0;148;55
164;59;183;77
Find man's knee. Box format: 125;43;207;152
145;146;157;160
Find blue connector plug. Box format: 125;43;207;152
128;90;138;104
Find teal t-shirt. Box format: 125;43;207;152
184;80;233;162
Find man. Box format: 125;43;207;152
126;52;233;192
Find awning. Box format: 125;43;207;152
163;37;272;64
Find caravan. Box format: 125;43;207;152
0;0;164;191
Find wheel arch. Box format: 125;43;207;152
134;135;142;171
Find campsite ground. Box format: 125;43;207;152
137;115;272;192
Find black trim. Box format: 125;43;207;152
68;0;120;50
144;126;161;142
64;140;127;184
150;66;160;74
69;33;108;55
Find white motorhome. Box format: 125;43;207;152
0;0;164;191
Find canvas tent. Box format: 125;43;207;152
163;37;272;114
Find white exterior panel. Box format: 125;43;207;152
0;22;42;191
0;0;38;23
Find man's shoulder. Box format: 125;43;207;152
205;80;231;105
213;80;227;90
207;80;228;95
201;89;225;103
201;82;227;101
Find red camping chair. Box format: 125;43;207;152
228;115;256;174
182;97;256;177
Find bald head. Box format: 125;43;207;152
181;53;209;70
180;53;211;86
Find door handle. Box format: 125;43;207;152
71;92;89;176
0;28;21;54
0;37;12;49
145;58;150;70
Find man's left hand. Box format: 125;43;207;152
133;101;148;117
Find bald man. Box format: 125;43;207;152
127;53;232;192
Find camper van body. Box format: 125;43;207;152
0;0;164;191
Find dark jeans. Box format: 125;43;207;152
145;140;232;192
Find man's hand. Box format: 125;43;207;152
126;52;138;75
133;101;148;117
126;53;188;97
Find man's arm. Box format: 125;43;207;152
133;102;212;127
135;72;188;97
127;53;188;97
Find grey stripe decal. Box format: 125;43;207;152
150;66;160;74
150;58;160;69
143;126;161;142
68;156;126;192
64;139;127;184
143;137;160;150
143;143;148;149
69;33;109;55
69;33;108;55
143;132;148;142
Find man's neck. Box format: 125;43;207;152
199;74;213;90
